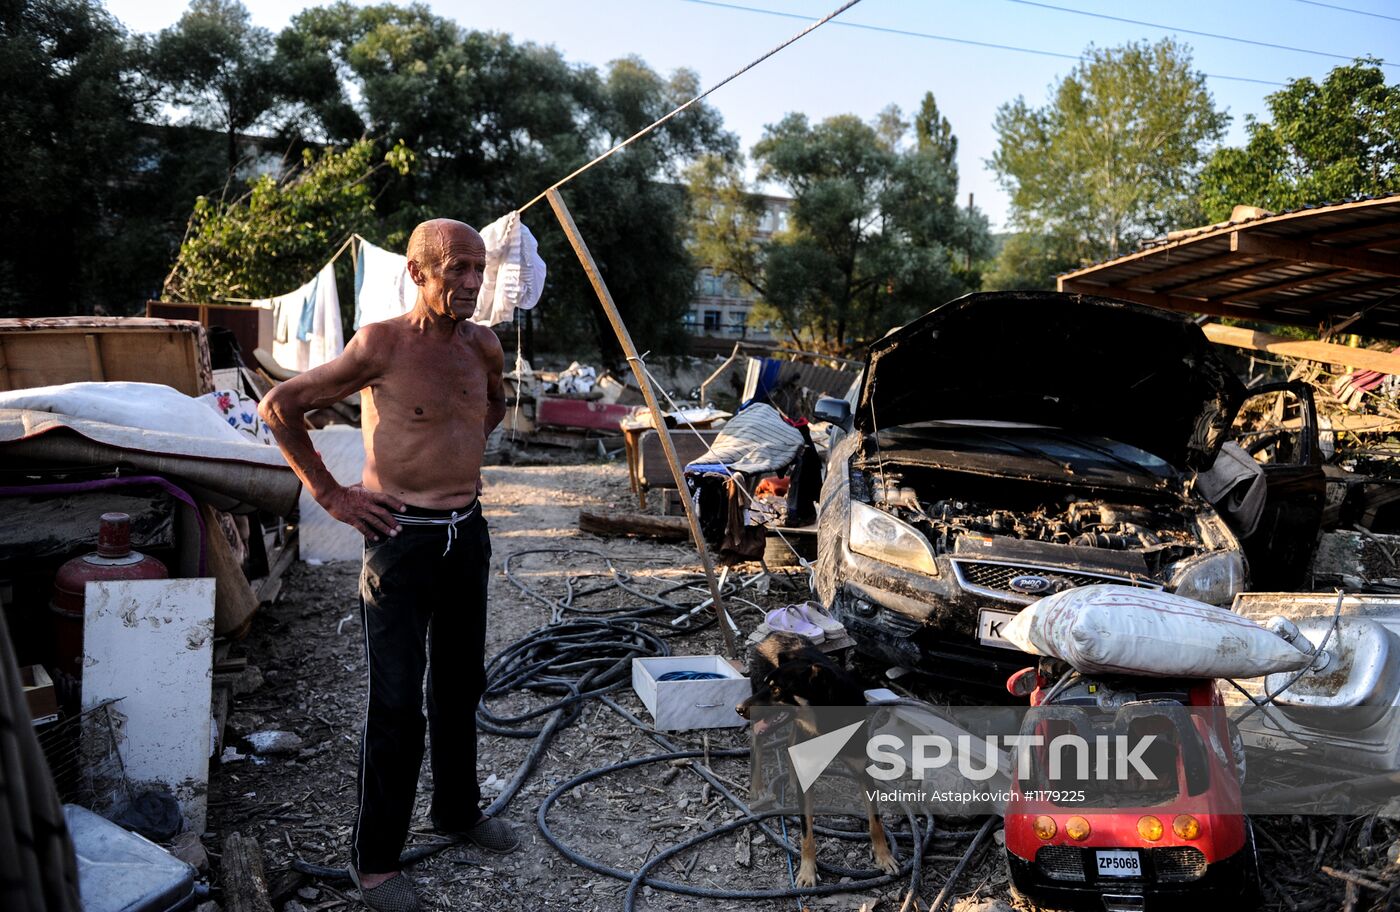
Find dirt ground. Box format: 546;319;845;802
206;461;1392;912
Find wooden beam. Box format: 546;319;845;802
1165;257;1283;293
0;338;9;391
1203;323;1400;374
1232;231;1400;277
1218;268;1354;302
1061;281;1271;322
1310;220;1400;245
1278;275;1400;309
547;188;738;658
1116;251;1244;289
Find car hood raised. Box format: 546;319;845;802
856;292;1245;471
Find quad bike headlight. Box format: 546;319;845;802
849;501;938;575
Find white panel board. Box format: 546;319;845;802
83;578;215;833
298;426;367;563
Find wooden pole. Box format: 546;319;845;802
547;189;739;658
1203;323;1400;375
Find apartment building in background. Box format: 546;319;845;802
684;195;792;342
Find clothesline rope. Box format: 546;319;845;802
210;232;360;305
517;0;865;214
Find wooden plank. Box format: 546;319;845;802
220;832;274;912
254;528;298;605
579;510;690;541
1231;231;1400;277
548;188;737;659
1202;323;1400;375
0;338;9;391
84;334;104;380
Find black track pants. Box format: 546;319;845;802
350;505;490;875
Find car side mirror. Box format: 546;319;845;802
814;396;852;432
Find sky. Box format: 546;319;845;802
102;0;1400;231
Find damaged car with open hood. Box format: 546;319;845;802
813;291;1323;685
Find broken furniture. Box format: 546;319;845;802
147;300;273;366
0;317;214;396
633;428;721;510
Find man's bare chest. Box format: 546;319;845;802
374;349;488;426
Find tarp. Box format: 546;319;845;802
0;383;299;515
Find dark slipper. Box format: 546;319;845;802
348;868;421;912
459;815;520;854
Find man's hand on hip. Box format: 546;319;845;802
322;484;405;540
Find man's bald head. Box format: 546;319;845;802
406;218;484;277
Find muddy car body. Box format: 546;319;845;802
814;292;1278;685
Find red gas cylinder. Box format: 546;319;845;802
50;512;168;702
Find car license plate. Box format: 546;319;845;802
977;609;1020;649
1095;849;1141;878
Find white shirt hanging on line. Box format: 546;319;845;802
256;263;343;372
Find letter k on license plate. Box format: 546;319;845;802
977;609;1019;649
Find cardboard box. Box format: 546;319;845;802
21;665;58;725
631;656;750;731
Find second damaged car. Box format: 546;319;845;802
813;292;1306;685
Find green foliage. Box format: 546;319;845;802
981;232;1082;292
1198;59;1400;221
0;0;152;316
152;0;281;171
690;107;987;353
990;38;1228;273
163;140;413;302
914;91;957;174
273;3;735;356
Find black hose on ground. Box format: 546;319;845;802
292;548;991;906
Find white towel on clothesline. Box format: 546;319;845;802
474;211;546;326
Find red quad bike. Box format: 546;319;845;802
1002;664;1261;912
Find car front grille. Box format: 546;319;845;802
951;560;1159;599
1035;845;1086;882
1152;846;1208;882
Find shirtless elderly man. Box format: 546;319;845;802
260;218;515;911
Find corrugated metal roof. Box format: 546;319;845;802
1057;193;1400;336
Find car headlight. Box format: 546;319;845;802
1169;550;1245;606
849;501;938;575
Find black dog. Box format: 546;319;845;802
736;632;898;886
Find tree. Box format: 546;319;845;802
274;3;736;357
990;39;1228;271
163;139;414;302
1197;59;1400;222
152;0;282;172
0;0;151;316
914;91;957;173
689;107;988;353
